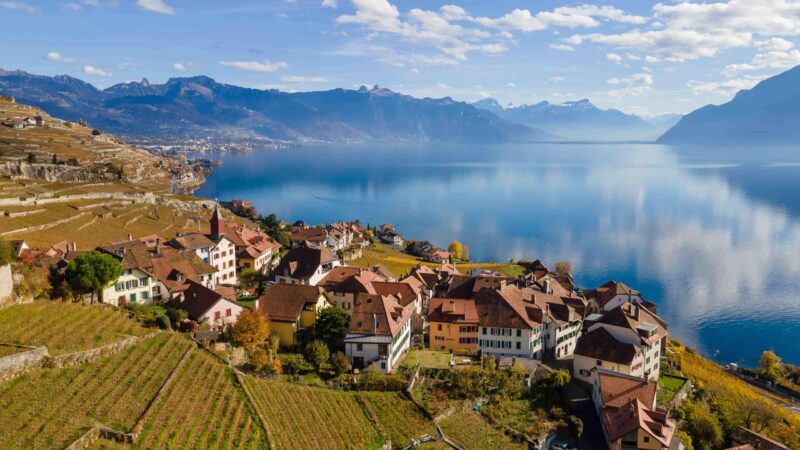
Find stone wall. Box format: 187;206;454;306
45;332;158;369
0;264;12;305
0;345;49;382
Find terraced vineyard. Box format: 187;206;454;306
0;301;147;354
0;333;190;449
244;377;384;450
439;410;527;450
359;391;439;447
132;350;267;450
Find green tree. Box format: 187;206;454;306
555;260;572;275
448;240;463;260
315;306;350;351
759;350;783;382
281;353;312;375
258;213;290;248
27;152;36;164
239;268;265;290
331;351;351;375
306;339;330;373
0;239;14;265
682;401;723;450
558;415;583;443
65;250;122;304
230;309;270;350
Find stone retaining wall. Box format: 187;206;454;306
0;344;49;382
0;264;12;304
45;332;158;369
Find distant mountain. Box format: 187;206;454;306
0;70;550;143
659;65;800;144
473;98;673;141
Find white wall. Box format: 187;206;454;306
201;298;244;330
0;264;12;304
102;268;153;306
479;326;543;359
211;238;237;285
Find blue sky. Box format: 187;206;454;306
2;0;800;116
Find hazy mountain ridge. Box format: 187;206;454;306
659;65;800;144
0;70;549;143
473;97;675;141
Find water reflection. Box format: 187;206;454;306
196;143;800;365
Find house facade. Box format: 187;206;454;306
258;284;329;347
428;298;479;353
573;327;645;384
102;267;154;306
177;281;244;330
474;287;545;360
344;293;413;374
274;246;341;286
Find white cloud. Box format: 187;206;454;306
46;52;63;62
83;65;112;77
173;62;187;71
436;82;451;89
549;76;566;83
688;77;761;96
478;91;491;98
625;53;641;61
219;60;289;72
549;43;575;52
136;0;174;15
723;39;800;75
473;5;645;32
280;75;330;83
507;82;516;88
606;52;623;63
606;72;654;96
322;0;337;8
1;1;39;13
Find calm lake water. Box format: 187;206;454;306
195;142;800;366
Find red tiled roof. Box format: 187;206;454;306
428;298;478;324
575;327;640;365
474;286;543;330
348;293;412;337
258;284;324;322
596;369;656;409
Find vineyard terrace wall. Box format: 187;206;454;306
0;344;48;382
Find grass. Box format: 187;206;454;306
0;345;26;357
657;373;687;405
132;349;267;450
401;348;452;370
0;333;190;449
243;376;385;450
439;410;527;450
359;391;441;448
0;301;148;355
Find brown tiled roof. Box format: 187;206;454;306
372;281;417;307
445;275;476;299
369;264;396;280
474;286;543;330
596;369;656;409
290;227;327;242
348;293;412;337
729;428;792;450
258;284;324;322
428;298;478;324
330;274;378;295
170;233;216;250
180;281;235;321
589;280;641;308
150;247;215;293
97;240;154;273
601;399;675;447
596;303;667;345
319;266;384;287
575;327;640;365
274;246;336;280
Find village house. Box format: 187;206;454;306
257;284;330;348
573;327;645;383
378;223;404;247
273;245;341;286
345;293;413;374
369;264;396;281
290;226;328;249
223;222;281;273
586;280;656;313
593;369;677;450
97;240;157;306
423;248;451;264
325;222;358;251
474;286;546;360
149;246;216;300
322;269;385;312
175;280;244;330
428;298;480;353
586;303;668;381
9;240;29;258
169;206;237;286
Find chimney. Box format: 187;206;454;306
156;242;162;255
71;242;77;252
634;304;640;321
543;279;551;294
372;313;378;333
128;233;133;241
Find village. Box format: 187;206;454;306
3;202;791;450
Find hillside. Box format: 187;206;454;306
0;97;253;249
659;65;800;144
0;70;549;143
472;98;671;141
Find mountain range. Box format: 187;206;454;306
659;65;800;144
0;69;547;143
472;98;681;141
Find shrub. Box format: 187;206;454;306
305;340;330;373
281;353;312;375
331;352;351;375
155;315;171;330
230;309;269;350
166;307;187;327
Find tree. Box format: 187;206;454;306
258;213;290;248
239;268;265;290
27;152;36;164
448;240;464;260
759;350;783;382
682;401;723;450
51;154;58;164
555;260;572;275
331;351;351;375
0;239;14;265
315;306;350;351
558;415;583;443
281;353;312;375
249;347;270;371
306;340;330;373
230;309;270;350
65;250;122;304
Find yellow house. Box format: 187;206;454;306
258;283;329;348
427;298;479;353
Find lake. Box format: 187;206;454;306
195;142;800;366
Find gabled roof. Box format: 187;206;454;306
150;247;215;293
274;246;336;280
372;281;418;307
596;369;656;409
319;266;384;287
601;399;675;447
290;227;327;242
97;239;154;273
180;281;237;321
170;233;216;250
595;303;667;345
369;264;395;281
428;298;478;324
474;286;543;330
348;293;412;337
258;284;325;322
591;280;641;307
575;327;640;365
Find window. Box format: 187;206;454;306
435;336;444;341
226;308;232;317
142;291;149;300
356;343;363;351
215;311;221;320
129;293;137;302
516;342;521;350
437;324;442;331
140;277;149;286
115;282;124;292
516;329;521;337
643;437;650;443
580;369;591;376
482;327;487;335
